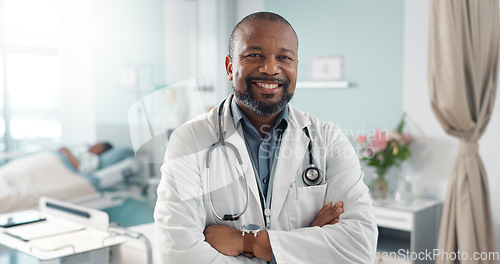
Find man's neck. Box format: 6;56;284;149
235;100;280;137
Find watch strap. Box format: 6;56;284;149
243;232;256;258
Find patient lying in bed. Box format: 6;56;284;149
0;143;135;213
58;142;113;174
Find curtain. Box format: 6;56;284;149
428;0;499;263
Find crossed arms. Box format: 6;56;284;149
154;123;378;263
204;201;344;262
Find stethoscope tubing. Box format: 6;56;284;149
206;99;249;221
206;97;324;223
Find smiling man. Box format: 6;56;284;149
154;12;378;263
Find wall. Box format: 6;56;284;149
235;0;264;21
93;0;165;147
164;0;236;111
402;0;500;250
264;0;405;131
59;0;96;146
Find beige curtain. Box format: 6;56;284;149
428;0;499;263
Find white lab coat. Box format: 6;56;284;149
154;94;378;263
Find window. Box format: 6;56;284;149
0;0;62;162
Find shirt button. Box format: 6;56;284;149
263;178;268;184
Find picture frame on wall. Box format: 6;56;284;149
310;56;343;81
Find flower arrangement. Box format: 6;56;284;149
357;115;412;179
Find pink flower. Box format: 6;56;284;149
357;134;367;143
388;130;401;141
401;133;411;143
370;128;388;153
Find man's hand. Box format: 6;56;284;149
204;225;243;257
310;201;343;227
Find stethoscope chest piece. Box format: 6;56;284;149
302;166;323;186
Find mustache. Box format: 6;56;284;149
246;76;289;85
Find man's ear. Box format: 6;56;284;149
225;55;233;81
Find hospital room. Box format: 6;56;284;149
0;0;499;263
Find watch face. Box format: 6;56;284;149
242;224;261;233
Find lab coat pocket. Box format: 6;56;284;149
287;183;327;229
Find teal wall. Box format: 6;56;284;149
92;0;165;145
265;0;404;133
94;0;165;126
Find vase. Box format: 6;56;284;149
394;174;413;205
370;174;388;201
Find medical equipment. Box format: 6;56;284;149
205;98;324;225
206;99;249;222
0;197;127;264
0;197;153;264
301;127;324;186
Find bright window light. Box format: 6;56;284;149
4;0;60;48
7;54;61;140
0;0;61;153
7;54;61;108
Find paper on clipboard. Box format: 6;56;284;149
28;228;119;252
4;217;85;241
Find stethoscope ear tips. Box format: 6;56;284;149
302;166;323;186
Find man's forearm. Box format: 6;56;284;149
254;231;273;262
204;201;343;262
204;224;272;262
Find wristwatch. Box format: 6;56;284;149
241;224;262;258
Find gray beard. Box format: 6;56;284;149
233;80;293;116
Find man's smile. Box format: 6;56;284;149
250;78;286;93
254;82;282;90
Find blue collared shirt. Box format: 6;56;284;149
230;99;287;264
230;99;289;199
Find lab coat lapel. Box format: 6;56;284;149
270;106;310;228
219;95;262;217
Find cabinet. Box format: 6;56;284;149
374;199;442;264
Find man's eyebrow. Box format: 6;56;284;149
281;48;296;55
244;46;263;51
242;46;296;55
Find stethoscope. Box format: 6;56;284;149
206;98;324;225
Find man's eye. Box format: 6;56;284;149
278;55;293;61
247;54;261;58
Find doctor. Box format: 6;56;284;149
154;12;378;263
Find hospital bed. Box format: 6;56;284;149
0;148;144;214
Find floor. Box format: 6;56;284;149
103;197;156;227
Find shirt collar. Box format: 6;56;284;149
230;96;289;133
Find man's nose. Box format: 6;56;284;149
259;57;281;75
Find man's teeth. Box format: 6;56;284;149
256;83;279;89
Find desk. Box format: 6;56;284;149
374;199;442;264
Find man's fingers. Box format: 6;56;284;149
317;202;333;216
310;201;344;227
332;206;343;219
328;218;339;225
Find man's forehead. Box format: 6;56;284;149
239;20;294;36
235;20;298;50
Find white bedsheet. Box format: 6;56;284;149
0;152;96;213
